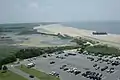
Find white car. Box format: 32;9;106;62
66;69;71;72
49;71;59;77
73;67;77;70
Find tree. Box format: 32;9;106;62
3;65;8;72
0;63;2;70
1;55;17;65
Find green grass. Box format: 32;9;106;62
16;65;60;80
0;70;27;80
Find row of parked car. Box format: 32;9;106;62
93;63;115;73
55;52;77;60
82;71;102;80
60;64;81;75
49;71;60;77
87;56;120;66
59;64;103;80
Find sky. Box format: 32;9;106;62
0;0;120;23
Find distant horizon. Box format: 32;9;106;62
1;20;120;25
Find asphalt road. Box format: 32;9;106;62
8;65;39;80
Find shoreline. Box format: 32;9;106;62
34;24;120;48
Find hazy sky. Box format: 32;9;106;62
0;0;120;23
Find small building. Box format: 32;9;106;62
84;42;94;46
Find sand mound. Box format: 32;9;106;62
34;24;120;47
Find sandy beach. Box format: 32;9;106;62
34;24;120;47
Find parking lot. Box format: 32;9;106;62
21;50;120;80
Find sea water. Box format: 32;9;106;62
62;21;120;34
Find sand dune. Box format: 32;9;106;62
34;24;120;47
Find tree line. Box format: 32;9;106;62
0;46;79;67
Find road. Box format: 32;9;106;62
7;65;39;80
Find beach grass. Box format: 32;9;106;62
0;70;27;80
16;65;60;80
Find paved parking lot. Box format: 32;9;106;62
21;50;120;80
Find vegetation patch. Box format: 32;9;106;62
72;37;98;45
0;70;27;80
16;65;60;80
0;46;79;65
15;46;79;60
86;45;120;56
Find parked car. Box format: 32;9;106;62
101;66;108;71
43;55;47;58
64;67;69;71
68;53;76;56
107;68;115;73
49;71;59;77
74;70;81;75
50;61;55;64
95;66;100;70
60;64;67;69
93;64;97;67
29;75;34;78
27;63;35;68
112;61;120;66
66;69;71;72
82;71;102;80
64;54;69;57
69;69;74;73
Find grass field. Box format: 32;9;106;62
16;65;60;80
0;70;27;80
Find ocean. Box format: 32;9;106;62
62;22;120;34
0;21;120;34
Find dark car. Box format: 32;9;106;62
60;64;67;69
116;58;120;60
64;67;69;71
96;73;99;76
82;73;87;77
98;58;102;60
43;55;47;58
101;66;108;71
112;61;120;66
91;58;94;61
68;53;76;56
50;61;55;64
104;56;108;58
48;54;50;56
95;60;99;62
60;57;65;59
109;56;113;59
99;73;103;77
95;66;100;70
74;70;81;75
107;68;115;73
29;75;34;78
93;64;97;67
64;54;69;57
